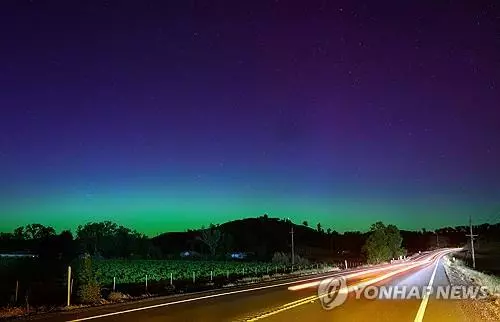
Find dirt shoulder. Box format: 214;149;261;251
443;255;500;320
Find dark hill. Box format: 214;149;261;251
151;216;367;261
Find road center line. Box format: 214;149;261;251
414;256;440;322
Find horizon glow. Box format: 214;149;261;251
1;2;499;236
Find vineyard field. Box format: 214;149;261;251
93;260;307;285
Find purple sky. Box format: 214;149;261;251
0;1;499;235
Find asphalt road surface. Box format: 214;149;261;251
29;249;485;322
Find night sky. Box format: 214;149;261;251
1;1;499;235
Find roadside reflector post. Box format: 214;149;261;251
15;280;19;303
266;266;269;274
145;275;148;293
113;277;116;291
192;271;195;283
226;270;229;279
210;270;213;281
170;273;173;285
344;260;348;269
66;266;71;307
71;278;74;295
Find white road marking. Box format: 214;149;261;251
67;250;454;322
66;268;372;321
414;256;441;322
247;259;434;321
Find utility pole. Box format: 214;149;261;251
290;225;295;266
466;215;477;268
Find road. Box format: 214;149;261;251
28;249;486;322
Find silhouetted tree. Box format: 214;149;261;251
363;222;404;264
13;224;55;240
272;252;290;265
386;224;404;258
76;221;149;258
196;228;221;256
363;222;391;264
303;221;309;227
13;227;25;240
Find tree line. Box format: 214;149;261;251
1;217;499;262
0;222;154;260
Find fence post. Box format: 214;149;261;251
113;277;116;291
15;280;18;303
67;266;71;306
170;273;173;286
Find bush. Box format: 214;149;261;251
107;291;129;302
78;283;101;304
294;255;310;266
76;254;102;304
271;252;290;265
